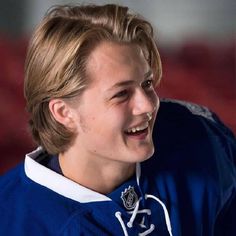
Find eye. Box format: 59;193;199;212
113;89;129;99
142;79;154;90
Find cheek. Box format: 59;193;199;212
78;114;93;133
80;110;126;136
149;90;159;108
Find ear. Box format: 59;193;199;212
49;99;75;129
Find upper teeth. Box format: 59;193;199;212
127;122;149;133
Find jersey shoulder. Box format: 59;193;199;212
150;99;236;190
155;98;236;145
0;162;87;235
0;163;24;194
160;98;216;122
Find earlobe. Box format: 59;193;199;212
49;99;75;129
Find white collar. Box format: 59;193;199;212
24;147;111;203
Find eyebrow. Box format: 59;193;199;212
144;70;153;79
108;70;153;91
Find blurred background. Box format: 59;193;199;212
0;0;235;174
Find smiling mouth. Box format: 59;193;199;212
126;122;149;133
125;122;149;136
124;111;154;137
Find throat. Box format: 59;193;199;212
58;152;136;194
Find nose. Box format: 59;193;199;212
132;89;159;116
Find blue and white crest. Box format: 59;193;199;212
121;186;138;210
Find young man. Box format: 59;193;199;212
0;4;235;236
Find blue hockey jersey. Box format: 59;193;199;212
0;99;236;235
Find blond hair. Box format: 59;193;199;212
24;4;162;154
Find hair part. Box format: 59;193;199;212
24;4;162;154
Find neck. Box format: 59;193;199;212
58;150;136;194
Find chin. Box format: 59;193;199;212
133;146;155;163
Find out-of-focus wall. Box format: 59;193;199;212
24;0;236;46
0;0;27;37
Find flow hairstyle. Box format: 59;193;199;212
24;4;162;154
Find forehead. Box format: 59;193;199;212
86;41;150;88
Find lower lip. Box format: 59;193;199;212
125;127;149;140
